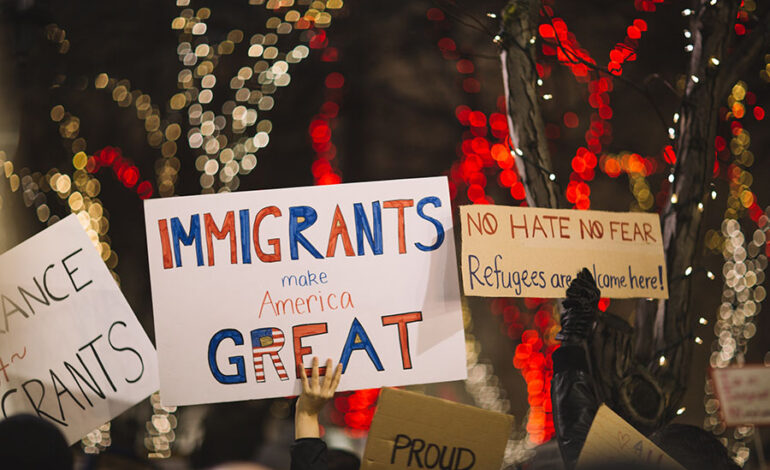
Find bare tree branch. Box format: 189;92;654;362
499;0;559;208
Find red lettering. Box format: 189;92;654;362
326;205;355;257
510;214;529;239
383;199;414;254
532;215;547;238
158;219;173;269
254;206;282;262
542;215;558;237
292;323;329;378
621;222;631;241
204;211;237;266
643;223;656;242
381;311;423;369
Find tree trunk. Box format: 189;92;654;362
500;0;559;209
500;0;770;429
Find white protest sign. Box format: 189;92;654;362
711;365;770;426
144;177;465;406
460;205;668;298
0;215;159;445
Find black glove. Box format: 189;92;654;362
556;268;600;343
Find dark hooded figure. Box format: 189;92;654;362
0;414;73;470
552;268;739;470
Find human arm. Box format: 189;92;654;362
552;268;602;470
290;357;342;470
295;357;342;439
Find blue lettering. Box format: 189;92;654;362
239;209;252;264
339;318;384;373
171;215;204;267
208;329;247;384
289;206;323;260
414;196;445;252
354;202;383;256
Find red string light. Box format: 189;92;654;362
86;146;154;199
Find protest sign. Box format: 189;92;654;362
0;215;159;445
362;388;513;470
144;177;465;406
577;405;684;469
460;205;668;298
711;365;770;426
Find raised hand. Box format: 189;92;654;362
295;357;343;439
556;267;601;343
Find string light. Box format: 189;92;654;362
145;392;177;459
681;9;693;16
668;127;676;139
690;75;700;84
683;29;692;39
684;266;693;276
486;12;497;18
673;112;680;123
677;407;686;415
668;173;675;183
698;202;704;212
542;93;553;100
710;57;720;66
699;317;709;325
659;355;667;366
685;44;695;52
703;75;766;465
707;270;716;280
549;173;556;181
671;193;679;204
695;337;703;344
711;190;718;200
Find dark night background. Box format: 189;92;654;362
0;0;768;468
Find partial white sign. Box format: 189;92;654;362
711;365;770;426
0;215;159;445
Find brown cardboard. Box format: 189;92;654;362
576;405;684;469
460;205;668;299
362;388;514;470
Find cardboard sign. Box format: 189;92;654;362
460;205;668;299
711;365;770;426
577;405;684;469
144;177;465;406
0;215;159;445
362;388;513;470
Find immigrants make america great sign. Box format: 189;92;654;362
0;215;159;445
144;177;465;406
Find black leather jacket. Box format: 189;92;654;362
551;342;600;470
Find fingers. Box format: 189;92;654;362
299;361;309;391
310;356;320;389
329;362;343;393
321;359;334;393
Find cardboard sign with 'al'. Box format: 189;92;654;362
144;177;466;406
577;405;684;469
0;215;159;445
362;388;513;470
711;365;770;426
460;205;668;299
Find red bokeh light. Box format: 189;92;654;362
325;72;345;89
563;112;579;128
